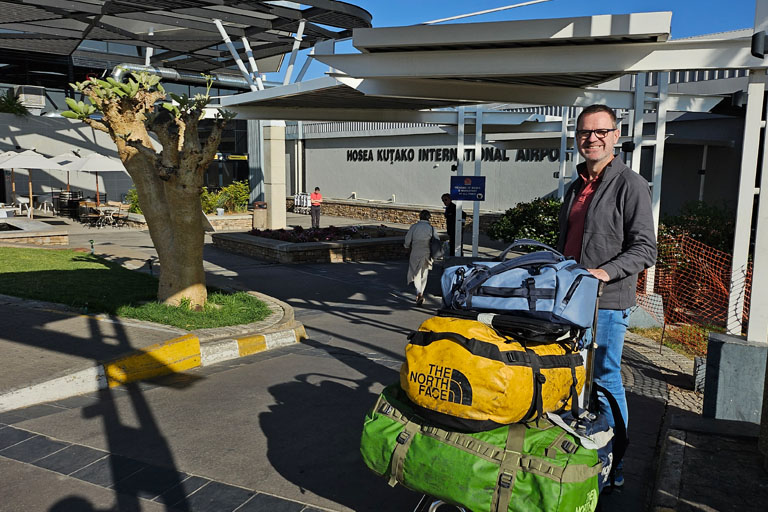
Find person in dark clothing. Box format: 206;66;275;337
557;104;657;487
441;193;466;257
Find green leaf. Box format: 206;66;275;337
64;97;79;111
60;111;80;119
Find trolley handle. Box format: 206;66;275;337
582;281;605;414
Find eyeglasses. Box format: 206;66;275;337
575;128;617;140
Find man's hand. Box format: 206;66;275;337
588;268;610;282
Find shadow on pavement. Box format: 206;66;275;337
259;337;419;512
1;300;201;511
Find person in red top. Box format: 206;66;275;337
310;187;323;228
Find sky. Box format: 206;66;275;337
351;0;757;38
282;0;760;81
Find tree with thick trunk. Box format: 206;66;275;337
63;72;234;307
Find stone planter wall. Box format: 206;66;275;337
211;232;409;264
0;233;68;246
286;198;502;232
124;212;252;231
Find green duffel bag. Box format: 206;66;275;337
360;384;602;512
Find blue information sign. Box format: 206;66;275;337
450;176;486;201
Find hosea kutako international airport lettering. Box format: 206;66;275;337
346;147;511;163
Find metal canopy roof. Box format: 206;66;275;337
0;0;371;88
352;12;671;53
222;12;749;122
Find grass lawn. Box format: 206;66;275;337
0;246;271;329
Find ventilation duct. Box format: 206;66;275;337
111;64;252;91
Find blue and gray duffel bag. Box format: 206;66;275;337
441;239;600;328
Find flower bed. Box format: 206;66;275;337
249;225;399;243
212;224;410;263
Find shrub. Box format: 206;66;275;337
0;89;29;116
126;188;142;214
487;197;562;247
659;201;735;253
200;187;220;214
218;180;250;212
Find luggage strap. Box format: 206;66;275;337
376;394;602;494
407;331;583;370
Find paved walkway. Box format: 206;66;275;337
0;211;765;511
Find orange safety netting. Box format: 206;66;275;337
635;234;752;355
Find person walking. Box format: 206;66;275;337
557;104;657;487
310;187;323;228
405;210;440;305
441;193;466;256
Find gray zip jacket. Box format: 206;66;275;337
556;156;657;310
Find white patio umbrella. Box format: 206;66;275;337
52;152;82;192
0;150;64;218
64;153;127;205
0;151;18;203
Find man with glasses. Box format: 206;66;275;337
557;104;657;488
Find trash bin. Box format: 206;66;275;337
216;208;225;216
252;202;267;229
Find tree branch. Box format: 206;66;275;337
82;118;110;134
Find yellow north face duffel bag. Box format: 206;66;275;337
400;316;585;432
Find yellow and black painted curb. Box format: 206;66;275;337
0;322;306;413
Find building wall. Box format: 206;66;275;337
304;133;564;211
0;113;133;203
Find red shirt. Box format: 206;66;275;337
563;170;602;262
310;192;322;206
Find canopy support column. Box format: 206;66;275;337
283;19;306;85
213;19;258;92
727;70;766;335
455;107;465;257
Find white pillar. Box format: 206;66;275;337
631;72;646;172
455;107;465;257
747;84;768;344
645;71;669;294
558;106;569;199
472;108;483;258
727;71;766;335
262;121;287;229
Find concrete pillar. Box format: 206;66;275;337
262;120;286;230
761;357;768;471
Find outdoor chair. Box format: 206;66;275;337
37;192;57;215
14;197;30;217
106;201;127;227
79;201;102;227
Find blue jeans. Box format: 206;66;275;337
583;308;631;431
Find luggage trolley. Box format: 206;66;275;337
293;192;311;214
407;240;616;512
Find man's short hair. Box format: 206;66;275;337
441;193;451;201
419;209;431;220
577;105;617;129
314;187;320;191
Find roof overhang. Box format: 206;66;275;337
220;11;746;123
